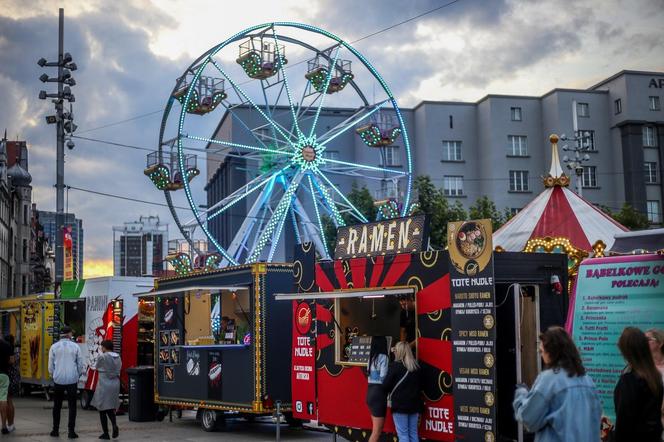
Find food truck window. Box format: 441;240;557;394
63;300;86;342
184;289;251;346
334;295;407;366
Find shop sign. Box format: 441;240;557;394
447;219;497;442
334;215;427;260
572;255;664;422
291;300;317;420
649;78;664;88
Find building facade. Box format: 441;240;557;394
0;136;33;298
205;70;664;251
39;211;84;280
113;216;168;277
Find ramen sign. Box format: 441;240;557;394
334;215;428;260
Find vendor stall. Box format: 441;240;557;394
277;217;570;441
145;263;293;431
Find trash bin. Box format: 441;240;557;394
127;366;157;422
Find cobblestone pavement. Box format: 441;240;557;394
6;397;331;441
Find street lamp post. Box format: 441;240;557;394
560;100;592;197
37;8;78;294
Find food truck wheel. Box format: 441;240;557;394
200;409;225;432
155;409;167;422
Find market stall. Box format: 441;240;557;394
277;217;570;441
144;263;293;431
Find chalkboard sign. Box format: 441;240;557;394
348;336;372;364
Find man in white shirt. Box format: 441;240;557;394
48;326;83;439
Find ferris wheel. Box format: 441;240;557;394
147;22;412;266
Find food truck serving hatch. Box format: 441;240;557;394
274;287;414;301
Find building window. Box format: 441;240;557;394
645;162;658;184
385;180;399;199
577;102;589;117
442;140;462;161
443;176;464;196
509;171;529;192
382;146;399;166
322;150;340;161
643;126;658;147
449;115;453;129
510;107;522;121
582;166;597;188
614;99;622;114
255;127;272;142
647;200;661;224
508;135;528;156
576;130;596;151
649;96;661;111
22;239;27;261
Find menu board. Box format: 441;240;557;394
572;255;664;422
158;296;183;386
447;220;496;442
348;336;373;364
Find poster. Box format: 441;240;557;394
63;226;73;281
20;301;56;382
291;300;317;420
572;255;664;422
447;219;496;442
207;350;223;400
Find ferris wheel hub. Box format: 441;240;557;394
292;136;325;171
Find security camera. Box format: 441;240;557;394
63;52;73;64
61;69;71;80
65;62;77;71
37;57;48;67
64;77;76;86
67;140;75;150
39;73;50;83
39;90;47;100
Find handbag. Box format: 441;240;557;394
387;370;409;408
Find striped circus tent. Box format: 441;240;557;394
493;135;628;253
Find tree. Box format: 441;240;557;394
606;203;649;230
412;176;467;248
468;196;504;231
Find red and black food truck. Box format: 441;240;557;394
276;217;569;441
149;263;293;431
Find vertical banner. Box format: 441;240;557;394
207;350;223;400
291;300;317;419
448;219;496;442
20;302;42;380
63;226;73;281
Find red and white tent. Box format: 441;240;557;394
494;135;628;252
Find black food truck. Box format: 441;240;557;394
276;217;570;441
148;263;293;431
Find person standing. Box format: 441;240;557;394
3;335;18;434
48;326;84;439
398;296;416;348
613;327;664;442
91;340;121;440
513;326;602;442
0;337;12;435
383;341;421;442
366;336;389;442
645;328;664;441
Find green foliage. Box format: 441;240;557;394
468;196;504;231
604;203;648;230
412;176;468;248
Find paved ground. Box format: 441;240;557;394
6;397;332;441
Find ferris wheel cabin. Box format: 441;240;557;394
305;54;354;94
172;73;227;116
236;37;287;80
144;151;200;191
356;111;403;147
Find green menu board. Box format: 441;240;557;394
572;255;664;422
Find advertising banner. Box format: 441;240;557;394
20;300;56;382
291;300;317;419
572;255;664;422
63;226;73;281
447;219;496;442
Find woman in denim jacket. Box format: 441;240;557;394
513;326;602;442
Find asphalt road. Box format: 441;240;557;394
8;397;332;441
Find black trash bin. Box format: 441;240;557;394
127;366;157;422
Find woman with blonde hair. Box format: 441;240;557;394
645;328;664;441
383;341;421;441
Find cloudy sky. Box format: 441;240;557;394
1;0;662;277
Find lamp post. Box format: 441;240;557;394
560;100;592;197
37;8;78;293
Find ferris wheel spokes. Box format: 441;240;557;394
317;99;390;146
246;170;305;263
208;57;293;144
308;173;345;228
270;29;303;140
183;134;293;158
308;45;342;139
314;171;368;224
